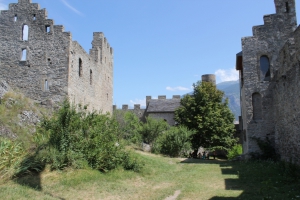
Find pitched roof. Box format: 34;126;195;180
147;99;181;113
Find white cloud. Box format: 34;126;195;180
166;86;190;92
215;68;239;83
0;0;8;10
130;98;146;107
61;0;83;16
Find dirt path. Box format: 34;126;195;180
164;190;181;200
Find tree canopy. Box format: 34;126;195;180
174;81;237;150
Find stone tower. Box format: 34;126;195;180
201;74;216;85
236;0;297;155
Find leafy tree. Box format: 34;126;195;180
174;81;237;150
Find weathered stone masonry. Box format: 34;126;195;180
0;0;113;113
237;0;300;164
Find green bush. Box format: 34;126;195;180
227;144;242;160
32;99;143;172
139;117;169;145
113;111;142;144
153;126;195;157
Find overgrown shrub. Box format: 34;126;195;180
227;144;242;160
139;117;169;145
0;137;26;180
113;110;142;144
153;126;195;157
31;100;143;172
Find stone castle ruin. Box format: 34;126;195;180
0;0;113;113
236;0;300;164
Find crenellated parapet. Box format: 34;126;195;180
90;32;113;63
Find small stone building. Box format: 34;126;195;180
114;95;181;126
0;0;113;113
236;0;300;164
145;95;181;125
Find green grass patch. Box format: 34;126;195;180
1;151;299;199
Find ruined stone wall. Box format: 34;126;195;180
0;0;114;113
147;113;176;125
270;26;300;164
0;0;71;105
0;79;10;98
239;0;297;154
115;104;146;122
89;32;114;114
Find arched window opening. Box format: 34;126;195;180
14;15;17;22
260;56;270;81
79;58;83;77
252;93;262;120
44;79;49;91
22;25;29;41
90;69;92;85
21;49;27;61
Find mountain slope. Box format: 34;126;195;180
216;80;240;121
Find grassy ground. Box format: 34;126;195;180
0;151;299;200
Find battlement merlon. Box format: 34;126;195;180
91;32;113;54
18;0;32;3
251;1;297;38
275;0;296;15
134;104;141;110
8;3;47;18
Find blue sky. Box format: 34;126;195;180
1;0;300;108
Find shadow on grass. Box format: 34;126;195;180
13;154;44;191
208;161;300;200
13;154;66;200
180;157;300;199
180;157;227;164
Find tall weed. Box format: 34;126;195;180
0;137;26;180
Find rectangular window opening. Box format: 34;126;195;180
44;79;49;91
286;2;290;13
90;70;93;85
46;25;51;33
14;15;17;22
22;25;29;41
33;14;36;20
21;49;27;61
